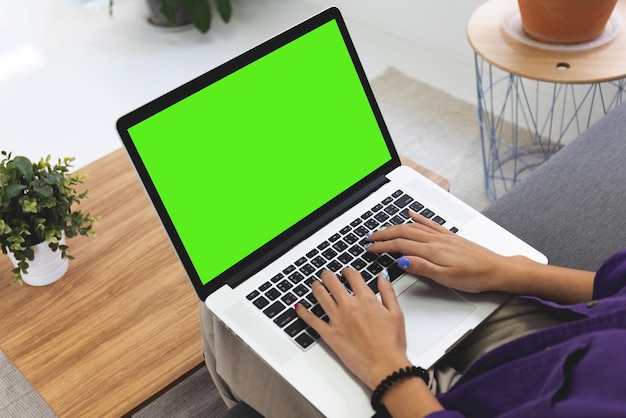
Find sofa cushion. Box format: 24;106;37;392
483;102;626;272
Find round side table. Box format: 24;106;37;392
467;0;626;200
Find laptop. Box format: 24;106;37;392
117;7;546;417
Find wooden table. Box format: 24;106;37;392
0;149;201;417
467;0;626;200
0;148;448;417
468;0;626;83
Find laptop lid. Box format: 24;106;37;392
116;7;401;301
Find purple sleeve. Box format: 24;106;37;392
425;411;465;418
592;248;626;300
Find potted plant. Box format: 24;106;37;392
517;0;618;44
109;0;233;34
0;151;98;286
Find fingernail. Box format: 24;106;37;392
381;268;390;281
294;303;300;310
398;257;411;270
364;242;373;249
366;226;386;238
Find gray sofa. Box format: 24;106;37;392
224;101;626;417
483;100;626;273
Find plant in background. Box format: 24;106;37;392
0;151;98;285
109;0;233;34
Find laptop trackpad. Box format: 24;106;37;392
398;278;475;359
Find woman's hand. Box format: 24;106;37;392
295;268;410;390
366;211;518;294
366;211;595;304
295;267;445;417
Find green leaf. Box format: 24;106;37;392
4;184;27;199
18;260;29;272
180;0;212;33
10;276;24;286
14;156;33;182
39;196;58;209
24;248;34;261
160;0;177;25
22;198;38;214
33;184;53;198
0;220;11;234
215;0;231;23
44;173;64;186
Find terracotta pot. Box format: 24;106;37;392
517;0;618;44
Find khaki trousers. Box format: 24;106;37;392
200;297;561;417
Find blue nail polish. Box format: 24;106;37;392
364;242;373;249
381;268;390;281
398;257;410;270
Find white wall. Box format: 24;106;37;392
302;0;486;103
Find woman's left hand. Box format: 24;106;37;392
365;211;515;294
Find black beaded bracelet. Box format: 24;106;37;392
370;366;430;414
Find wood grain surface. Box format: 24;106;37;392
0;148;201;417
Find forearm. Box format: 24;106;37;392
499;256;595;305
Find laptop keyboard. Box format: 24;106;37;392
245;190;459;350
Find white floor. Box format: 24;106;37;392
1;0;478;167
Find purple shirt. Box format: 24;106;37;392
429;249;626;418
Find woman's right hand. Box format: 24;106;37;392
295;267;445;417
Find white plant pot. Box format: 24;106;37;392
7;235;69;286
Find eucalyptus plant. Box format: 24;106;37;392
0;151;98;285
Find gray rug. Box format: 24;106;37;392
0;350;56;418
372;67;490;211
0;67;489;418
132;366;229;418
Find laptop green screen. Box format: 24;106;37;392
127;19;392;285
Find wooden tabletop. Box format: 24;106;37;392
0;148;448;417
0;148;202;417
467;0;626;83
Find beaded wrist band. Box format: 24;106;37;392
370;366;430;414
